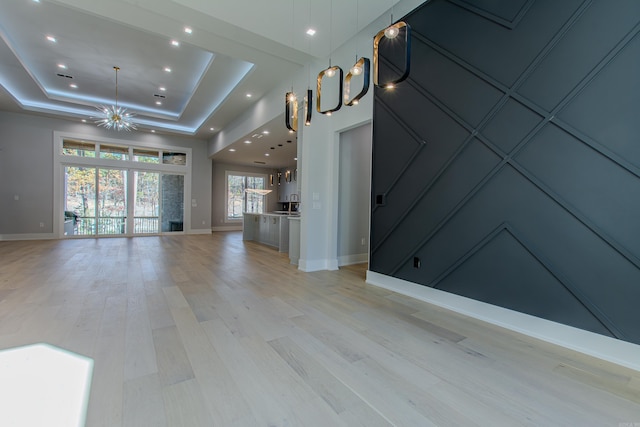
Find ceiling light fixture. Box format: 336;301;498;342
373;11;411;88
95;66;136;131
246;93;252;98
46;35;56;43
184;27;193;34
229;148;236;152
245;188;272;195
159;87;166;92
69;84;78;89
317;0;342;116
164;67;172;73
306;28;316;36
57;64;67;69
171;40;180;47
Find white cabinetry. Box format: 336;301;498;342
242;213;290;252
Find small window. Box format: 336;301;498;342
133;148;160;163
100;144;129;160
62;139;96;157
162;152;186;165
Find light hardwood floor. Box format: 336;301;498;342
1;232;639;426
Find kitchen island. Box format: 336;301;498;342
242;213;296;253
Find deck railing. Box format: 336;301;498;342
73;216;159;235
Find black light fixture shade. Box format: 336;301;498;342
373;21;411;88
304;89;312;126
345;57;370;106
285;92;298;132
316;66;343;115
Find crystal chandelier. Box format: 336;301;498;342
95;66;136;131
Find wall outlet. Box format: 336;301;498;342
39;222;44;228
361;237;366;246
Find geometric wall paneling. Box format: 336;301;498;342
344;57;370;106
556;33;640;170
389;165;640;343
414;0;587;87
433;225;615;338
371;0;640;344
447;0;535;30
516;1;640;112
373;21;411;88
408;35;505;128
370;137;501;275
316;66;343;115
480;98;543;153
515;124;640;257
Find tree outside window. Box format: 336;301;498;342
227;173;266;219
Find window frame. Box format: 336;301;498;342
225;171;268;222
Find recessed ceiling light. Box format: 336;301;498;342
159;87;166;92
164;67;172;73
184;27;193;34
244;140;251;144
46;35;56;43
33;0;41;3
151;130;156;133
229;148;236;152
171;40;180;47
69;84;78;89
289;130;294;134
209;127;215;131
294;157;298;161
265;153;270;156
262;130;269;135
57;64;67;69
155;101;162;105
81;119;87;123
306;28;316;36
246;93;252;98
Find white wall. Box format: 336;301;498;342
0;111;212;237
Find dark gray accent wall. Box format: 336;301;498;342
370;0;640;345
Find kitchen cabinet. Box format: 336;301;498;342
242;213;290;252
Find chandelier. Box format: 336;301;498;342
95;66;136;131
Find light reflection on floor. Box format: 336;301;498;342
0;343;93;427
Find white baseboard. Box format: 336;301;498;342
338;253;368;266
211;226;243;232
188;228;213;235
366;270;640;373
299;258;339;272
0;233;56;241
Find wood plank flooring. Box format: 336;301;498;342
1;232;639;426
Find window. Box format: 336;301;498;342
133;148;160;163
62;139;95;157
99;144;129;160
227;172;267;219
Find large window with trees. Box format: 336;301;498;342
57;136;190;237
226;172;267;220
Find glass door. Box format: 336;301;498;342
64;166;96;236
134;171;159;234
97;168;127;235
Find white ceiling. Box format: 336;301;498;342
0;0;398;163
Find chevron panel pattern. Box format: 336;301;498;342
370;0;640;345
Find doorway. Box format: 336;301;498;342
337;123;372;266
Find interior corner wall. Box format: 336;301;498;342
0;111;212;237
370;0;640;345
